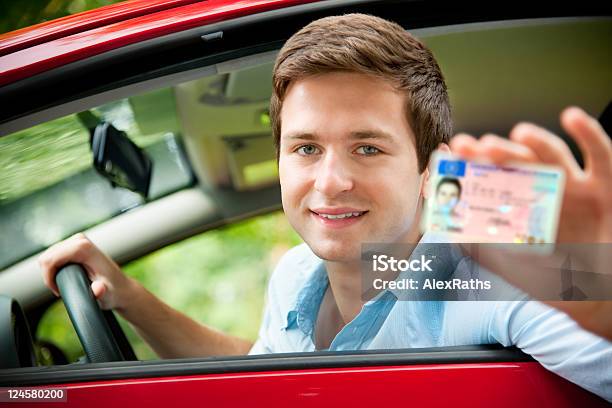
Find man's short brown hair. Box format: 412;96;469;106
270;13;452;172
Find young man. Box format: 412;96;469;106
40;14;611;400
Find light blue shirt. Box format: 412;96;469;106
249;235;612;401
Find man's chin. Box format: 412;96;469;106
307;240;362;263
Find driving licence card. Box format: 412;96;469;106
421;152;565;244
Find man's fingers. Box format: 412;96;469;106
478;134;539;164
509;122;582;177
38;233;94;295
452;107;610;180
39;251;61;296
91;280;106;299
39;257;60;297
451;133;539;165
449;133;479;159
561;106;612;179
47;235;94;273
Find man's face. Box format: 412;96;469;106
436;183;460;207
278;72;427;262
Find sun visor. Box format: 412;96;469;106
223;132;277;191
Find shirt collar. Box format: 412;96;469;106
284;261;327;334
283;232;461;331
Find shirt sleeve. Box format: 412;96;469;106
490;300;612;401
248;243;313;355
248;267;277;355
248;323;272;354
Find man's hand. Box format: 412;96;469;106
39;233;138;311
450;106;612;243
449;106;612;340
38;233;253;358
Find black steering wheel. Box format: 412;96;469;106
56;264;137;363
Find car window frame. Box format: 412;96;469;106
0;344;533;386
0;0;610;388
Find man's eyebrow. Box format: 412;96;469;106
283;132;317;141
349;130;397;143
282;130;397;143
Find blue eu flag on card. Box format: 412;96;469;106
438;160;466;177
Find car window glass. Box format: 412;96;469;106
0;97;192;270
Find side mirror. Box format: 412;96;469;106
90;122;153;198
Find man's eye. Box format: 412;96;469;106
355;145;380;155
296;145;320;155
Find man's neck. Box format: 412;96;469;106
324;231;424;326
324;259;366;325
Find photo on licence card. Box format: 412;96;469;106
422;152;565;244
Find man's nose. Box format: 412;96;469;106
313;151;354;196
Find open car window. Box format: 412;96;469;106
2;13;611;354
0;7;610;405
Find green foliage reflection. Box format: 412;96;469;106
1;0;125;35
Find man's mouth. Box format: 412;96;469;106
310;208;369;228
316;211;366;219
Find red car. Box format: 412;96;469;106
0;1;610;406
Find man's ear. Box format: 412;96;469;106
421;143;451;200
436;143;451;154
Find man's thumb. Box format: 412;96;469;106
90;280;106;299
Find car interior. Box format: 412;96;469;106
0;14;610;382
